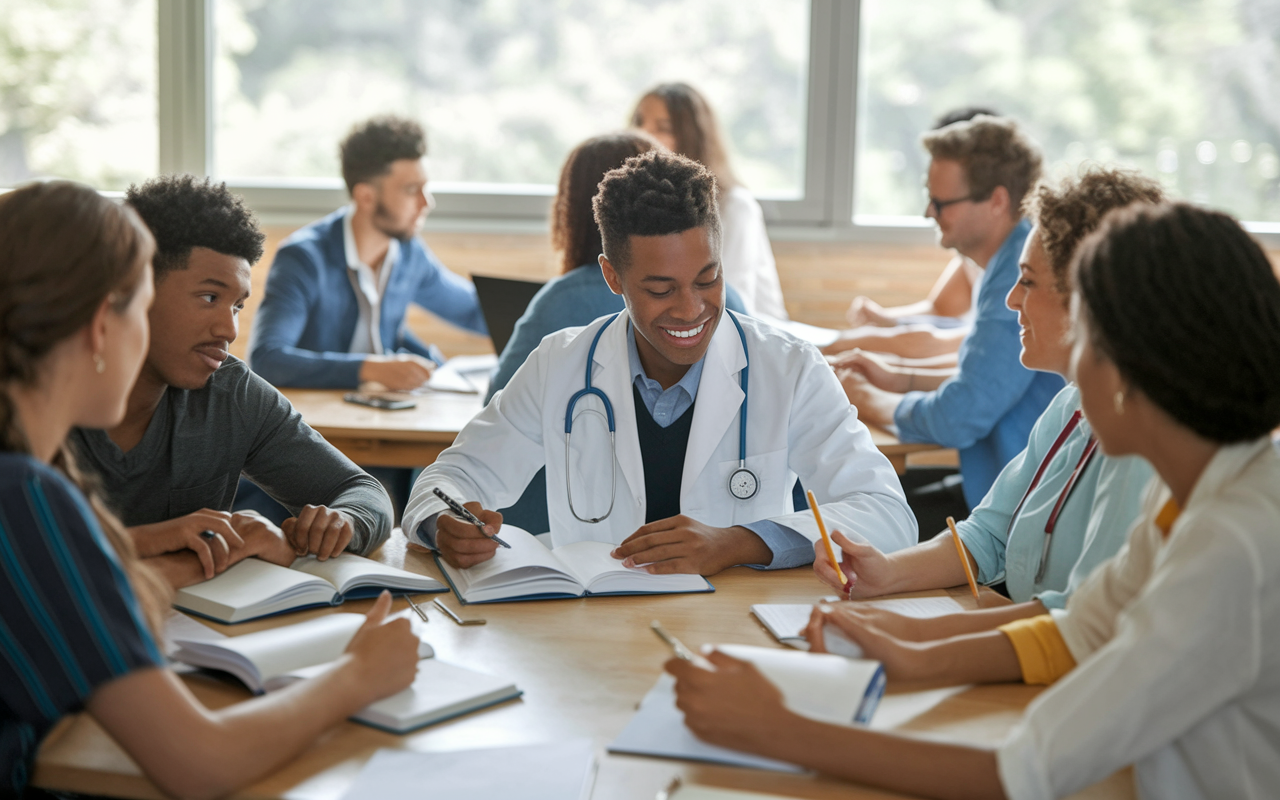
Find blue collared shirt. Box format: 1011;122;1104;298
625;323;813;569
894;219;1065;508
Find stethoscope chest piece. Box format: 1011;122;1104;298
728;465;759;500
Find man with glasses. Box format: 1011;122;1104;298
824;107;998;361
836;115;1064;542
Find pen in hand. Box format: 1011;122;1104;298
431;487;512;549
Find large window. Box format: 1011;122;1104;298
6;1;1280;234
0;0;157;190
214;0;810;199
855;0;1280;224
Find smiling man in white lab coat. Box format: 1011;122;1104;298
402;151;916;575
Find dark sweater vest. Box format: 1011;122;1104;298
633;385;696;524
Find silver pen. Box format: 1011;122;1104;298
431;487;511;548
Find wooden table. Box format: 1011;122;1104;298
283;388;943;474
33;537;1132;800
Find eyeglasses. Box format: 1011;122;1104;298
924;193;976;217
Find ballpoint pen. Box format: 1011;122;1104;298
432;487;512;548
404;594;429;623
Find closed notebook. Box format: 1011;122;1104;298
435;525;712;604
170;613;521;734
751;595;964;650
609;644;886;772
174;553;446;623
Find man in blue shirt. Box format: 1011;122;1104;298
248;115;485;391
838;116;1064;539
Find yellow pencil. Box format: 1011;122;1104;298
947;516;980;602
807;490;847;586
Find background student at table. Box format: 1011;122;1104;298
70;176;392;590
487;130;748;533
404;151;916;575
836;116;1064;539
631;82;788;320
670;201;1280;800
0;181;421;800
247;116;487;517
826;106;999;363
812;167;1162;636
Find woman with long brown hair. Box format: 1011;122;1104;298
0;181;419;798
631;82;788;319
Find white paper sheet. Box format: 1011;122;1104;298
341;739;596;800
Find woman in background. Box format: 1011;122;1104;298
0;181;419;798
487;130;747;401
631;82;788;320
669;202;1280;799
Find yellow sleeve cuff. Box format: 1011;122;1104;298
999;614;1077;686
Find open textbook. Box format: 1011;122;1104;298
170;613;521;733
610;644;885;771
436;525;713;604
174;554;446;623
751;595;964;650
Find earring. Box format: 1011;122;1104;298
1113;390;1125;415
93;354;106;374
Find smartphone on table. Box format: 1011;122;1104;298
342;392;417;411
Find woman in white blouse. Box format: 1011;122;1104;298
666;201;1280;799
630;82;788;319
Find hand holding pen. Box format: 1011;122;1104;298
432;487;510;569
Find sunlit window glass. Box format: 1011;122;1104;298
0;0;157;190
856;0;1280;222
213;0;809;197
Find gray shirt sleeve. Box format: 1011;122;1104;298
234;367;393;555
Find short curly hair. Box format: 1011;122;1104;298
126;175;265;278
592;150;720;269
922;116;1042;217
340;115;427;194
1024;167;1164;292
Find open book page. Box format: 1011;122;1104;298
752;594;964;650
442;525;584;600
610;674;804;773
174;613;365;692
342;739;594;800
716;644;883;726
174;558;337;622
292;553;444;595
612;647;884;771
550;540;711;595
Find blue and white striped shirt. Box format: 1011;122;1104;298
0;452;162;796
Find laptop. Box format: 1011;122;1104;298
472;274;547;355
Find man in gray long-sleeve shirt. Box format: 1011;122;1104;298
72;176;392;590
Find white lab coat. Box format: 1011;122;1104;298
402;310;916;559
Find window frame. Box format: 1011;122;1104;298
157;0;1280;247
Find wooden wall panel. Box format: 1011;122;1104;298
232;226;953;361
237;225;1280;362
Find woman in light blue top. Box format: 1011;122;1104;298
487;131;746;403
813;166;1163;628
487;131;746;532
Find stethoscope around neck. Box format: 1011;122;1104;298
563;311;757;524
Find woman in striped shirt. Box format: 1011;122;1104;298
0;181;420;799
